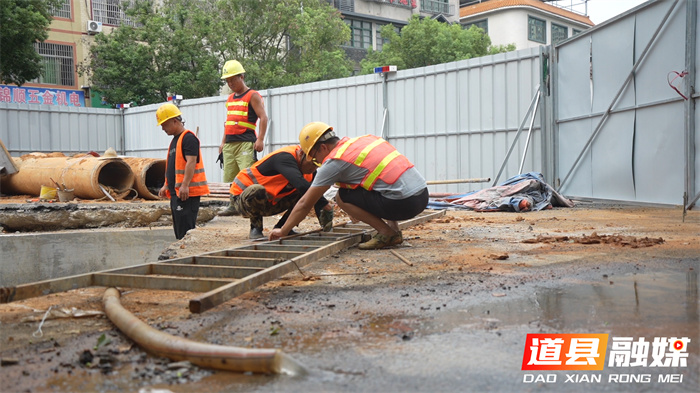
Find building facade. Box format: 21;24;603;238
459;0;593;49
329;0;462;71
0;0;136;108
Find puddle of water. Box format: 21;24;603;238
430;270;698;337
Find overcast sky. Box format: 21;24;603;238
551;0;650;24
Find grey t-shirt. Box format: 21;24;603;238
312;159;426;200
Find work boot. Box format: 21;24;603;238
218;196;239;217
249;227;264;239
358;231;402;250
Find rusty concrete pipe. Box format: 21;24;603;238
102;288;306;375
1;154;134;200
122;157;166;200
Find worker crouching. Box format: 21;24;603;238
269;122;428;249
220;144;334;239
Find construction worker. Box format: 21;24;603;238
226;144;334;239
269;122;429;249
156;103;210;240
218;59;268;215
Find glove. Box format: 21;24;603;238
216;153;224;169
319;208;334;232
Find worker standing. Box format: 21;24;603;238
218;59;268;215
156;103;210;240
226;144;334;239
269;122;428;249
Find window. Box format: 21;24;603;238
528;16;546;43
573;29;582;36
345;19;372;49
421;0;450;14
335;0;355;12
551;23;568;45
51;0;72;19
91;0;136;26
376;25;399;51
33;43;75;86
463;19;488;34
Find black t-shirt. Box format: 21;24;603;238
256;151;329;213
166;131;200;195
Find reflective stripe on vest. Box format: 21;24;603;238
165;130;209;198
229;145;312;204
225;90;258;135
329;135;413;191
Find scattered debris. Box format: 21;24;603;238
522;232;664;248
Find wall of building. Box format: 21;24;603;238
461;7;591;49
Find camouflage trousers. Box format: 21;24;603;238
230;184;301;230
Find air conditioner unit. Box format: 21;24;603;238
87;20;103;34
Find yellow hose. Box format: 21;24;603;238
102;287;306;375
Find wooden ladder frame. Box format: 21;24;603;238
1;210;445;313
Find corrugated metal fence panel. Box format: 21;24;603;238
0;103;122;157
267;74;383;151
387;47;542;193
555;0;694;205
2;50;542;192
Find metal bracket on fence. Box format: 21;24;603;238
492;85;541;186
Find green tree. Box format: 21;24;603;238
360;16;516;74
0;0;62;86
213;0;351;88
81;0;351;105
81;0;221;105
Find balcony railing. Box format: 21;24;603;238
420;0;454;16
366;0;416;9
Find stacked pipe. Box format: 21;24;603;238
1;153;134;200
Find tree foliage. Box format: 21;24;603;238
82;0;351;106
0;0;62;86
81;0;221;105
360;16;516;74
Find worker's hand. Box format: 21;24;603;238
158;185;168;199
218;144;224;154
254;139;264;152
319;207;334;232
269;228;285;240
178;185;190;201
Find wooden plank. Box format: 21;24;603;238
298;235;348;241
237;244;321;253
194;256;280;268
1;273;94;303
278;240;336;246
225;250;306;259
159;256;281;268
189;235;361;313
329;227;367;234
151;264;262;279
94;273;230;292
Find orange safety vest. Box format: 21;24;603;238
165;130;210;198
325;135;413;191
224;89;259;136
229;145;313;204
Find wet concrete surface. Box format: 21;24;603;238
0;204;698;392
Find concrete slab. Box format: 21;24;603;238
0;227;174;286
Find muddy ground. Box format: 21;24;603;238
0;197;698;392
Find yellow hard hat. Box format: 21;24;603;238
299;122;334;160
221;60;245;79
156;103;182;125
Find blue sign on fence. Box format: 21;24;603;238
0;85;85;107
